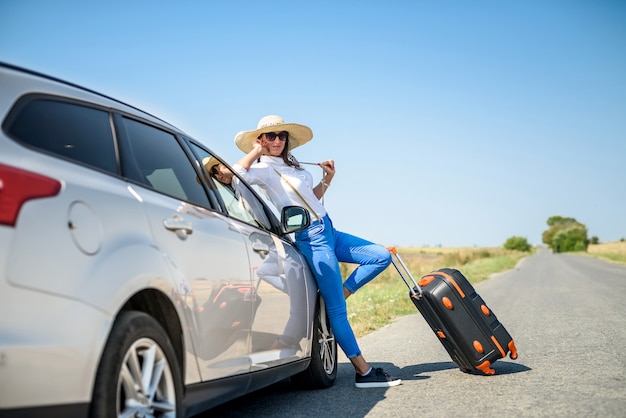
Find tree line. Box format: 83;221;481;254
504;215;593;253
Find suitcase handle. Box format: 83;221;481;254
387;247;423;298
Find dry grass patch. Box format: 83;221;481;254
586;241;626;265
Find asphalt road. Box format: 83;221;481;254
204;248;626;417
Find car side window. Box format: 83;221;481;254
4;97;117;174
188;143;274;231
119;117;212;208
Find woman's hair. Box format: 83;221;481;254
282;138;303;169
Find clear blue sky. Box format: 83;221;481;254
2;0;624;247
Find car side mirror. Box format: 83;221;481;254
281;205;311;234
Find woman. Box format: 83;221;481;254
233;115;401;388
203;157;234;187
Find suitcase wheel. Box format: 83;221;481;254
509;340;519;360
476;360;496;375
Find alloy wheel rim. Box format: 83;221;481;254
318;313;336;375
117;337;177;417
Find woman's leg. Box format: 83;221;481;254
333;231;392;294
297;219;402;386
295;219;362;359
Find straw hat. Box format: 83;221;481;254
196;157;220;184
234;115;313;153
202;156;220;173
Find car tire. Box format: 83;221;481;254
90;311;183;417
291;296;338;389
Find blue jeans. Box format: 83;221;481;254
295;215;391;359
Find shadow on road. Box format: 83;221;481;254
403;360;457;378
199;360;532;417
203;362;400;417
400;360;531;381
490;360;532;375
403;360;531;378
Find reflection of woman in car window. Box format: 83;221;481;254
203;157;272;230
232;115;401;389
204;157;234;189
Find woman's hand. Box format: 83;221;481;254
313;159;335;199
252;139;267;156
318;160;335;182
235;139;266;170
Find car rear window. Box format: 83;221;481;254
4;97;118;174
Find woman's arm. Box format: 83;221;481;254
313;160;335;200
235;141;265;170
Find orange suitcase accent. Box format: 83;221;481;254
442;297;454;310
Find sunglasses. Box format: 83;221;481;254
262;131;288;142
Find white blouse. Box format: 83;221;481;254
233;156;327;220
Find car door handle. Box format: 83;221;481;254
252;241;270;257
163;215;193;240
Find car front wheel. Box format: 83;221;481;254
90;311;183;417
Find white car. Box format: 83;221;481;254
0;62;337;417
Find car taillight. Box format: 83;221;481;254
0;163;62;226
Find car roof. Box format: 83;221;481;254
0;61;183;134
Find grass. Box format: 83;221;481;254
344;246;533;338
584;241;626;265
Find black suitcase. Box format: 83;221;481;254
388;247;518;375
